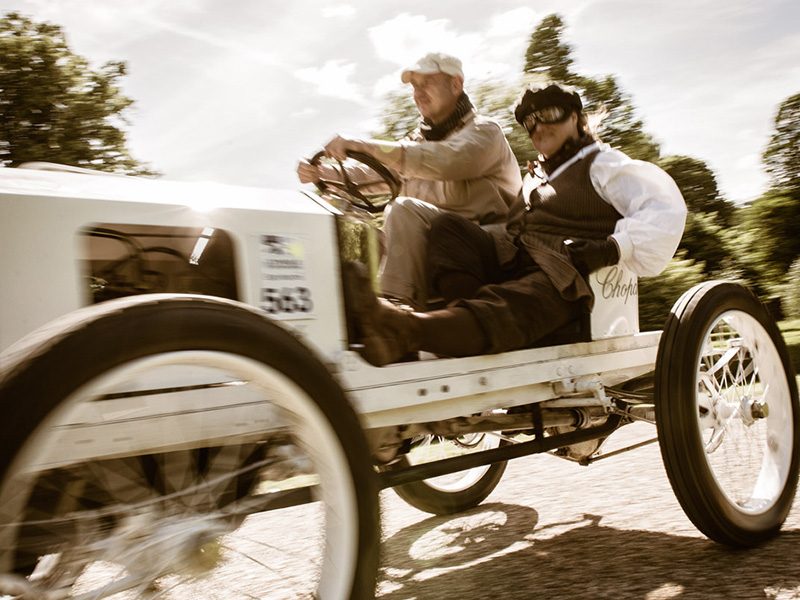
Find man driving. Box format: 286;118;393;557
298;52;521;309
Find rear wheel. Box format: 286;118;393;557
655;282;799;547
0;295;379;599
391;433;507;515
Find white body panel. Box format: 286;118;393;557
23;334;661;467
0;168;346;359
340;332;658;428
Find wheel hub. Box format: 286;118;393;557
744;396;769;423
97;510;230;578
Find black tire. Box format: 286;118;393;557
655;281;799;547
0;294;379;599
391;435;507;515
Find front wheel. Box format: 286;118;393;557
0;295;379;598
655;281;799;547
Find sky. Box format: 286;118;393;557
2;0;799;203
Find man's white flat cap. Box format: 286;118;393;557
401;52;464;83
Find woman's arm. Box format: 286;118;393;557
591;148;688;277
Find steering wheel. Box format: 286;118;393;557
309;149;400;214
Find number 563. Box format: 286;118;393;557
261;286;313;314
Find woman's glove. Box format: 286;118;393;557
565;237;620;276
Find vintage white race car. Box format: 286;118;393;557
0;158;797;599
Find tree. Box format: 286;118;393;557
732;93;800;308
523;14;575;83
737;191;800;286
679;212;732;275
762;92;800;197
658;155;735;225
372;89;418;142
0;11;154;174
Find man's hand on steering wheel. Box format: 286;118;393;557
296;136;363;185
304;145;401;214
323;134;355;162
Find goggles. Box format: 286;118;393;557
521;105;570;133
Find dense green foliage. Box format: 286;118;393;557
658;155;734;225
782;260;800;319
638;253;707;331
0;11;153;174
678;212;732;275
737;192;800;286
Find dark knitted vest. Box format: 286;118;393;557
523;150;621;241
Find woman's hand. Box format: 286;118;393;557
565;237;620;276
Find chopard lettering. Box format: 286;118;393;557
597;266;638;304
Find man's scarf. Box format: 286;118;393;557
418;92;474;141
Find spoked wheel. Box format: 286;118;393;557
391;431;507;515
0;295;379;599
655;281;799;547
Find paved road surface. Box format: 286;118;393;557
18;420;798;599
376;423;800;600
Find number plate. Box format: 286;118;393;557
259;234;315;319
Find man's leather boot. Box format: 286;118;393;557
343;262;421;366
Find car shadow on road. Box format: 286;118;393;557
378;502;800;599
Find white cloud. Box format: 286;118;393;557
291;107;320;118
322;4;356;19
735;152;761;170
135;13;285;70
367;11;529;94
373;73;405;99
294;60;366;104
466;8;543;83
368;13;482;68
5;0;206;61
486;6;539;38
12;0;202;24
